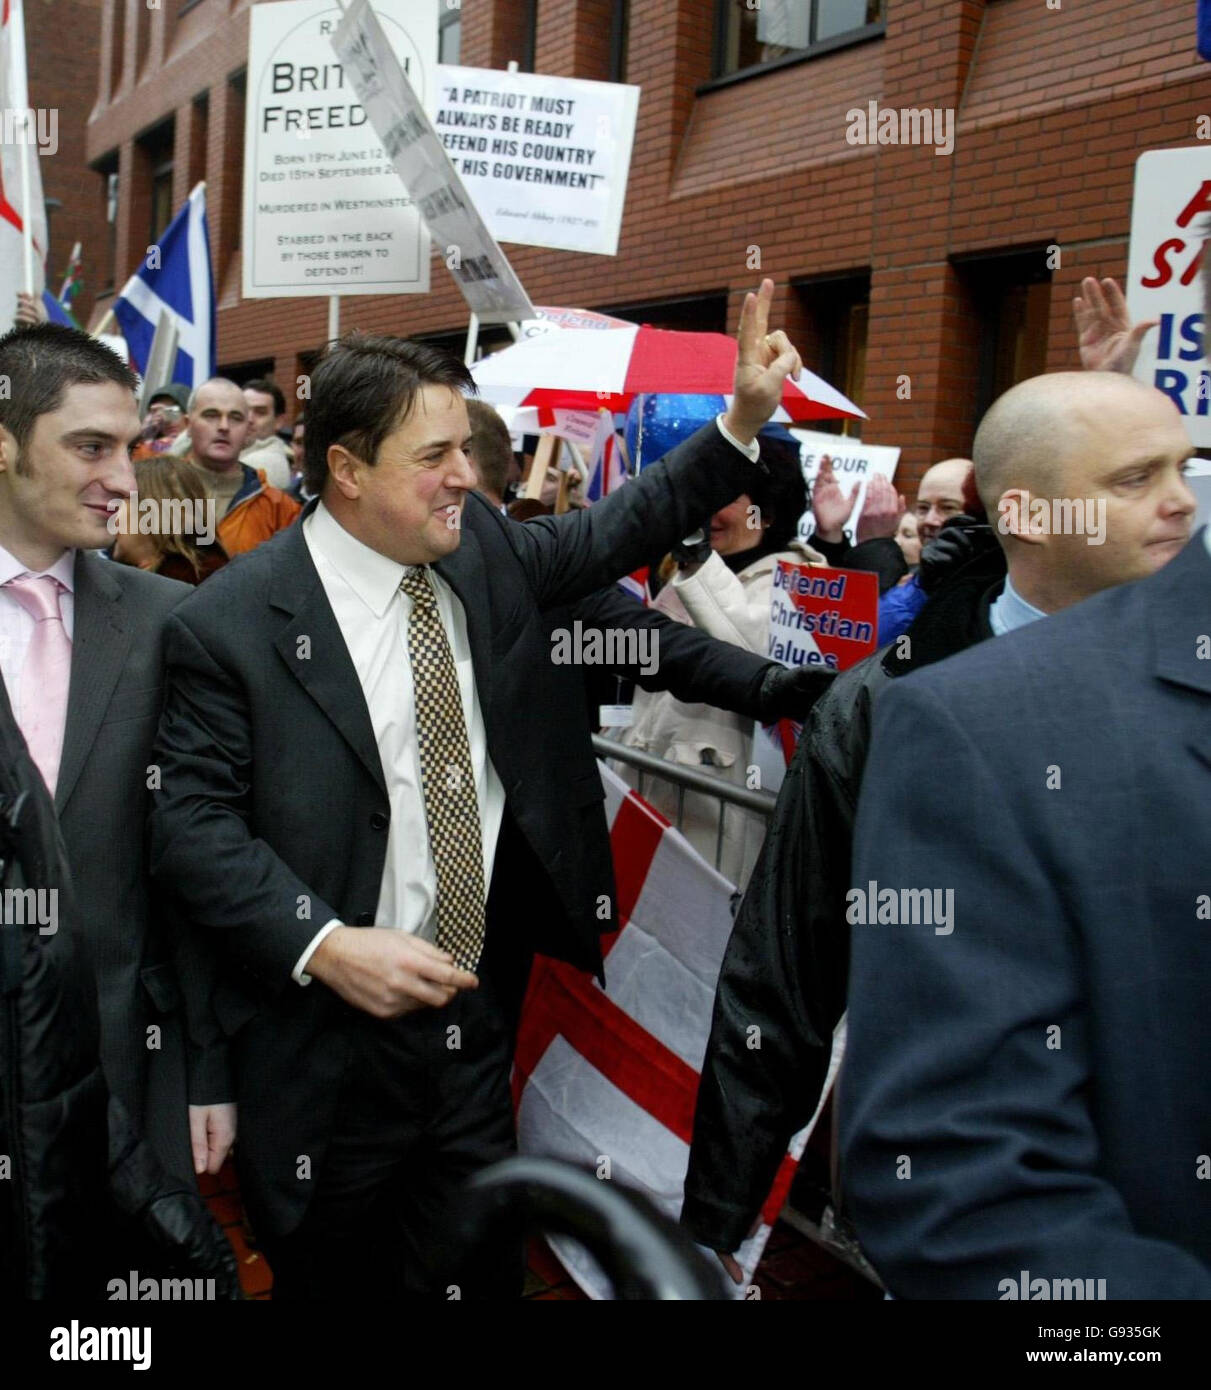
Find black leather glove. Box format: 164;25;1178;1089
917;515;992;594
670;528;713;568
108;1095;242;1299
756;662;837;722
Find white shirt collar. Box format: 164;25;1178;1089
0;542;76;593
304;501;408;619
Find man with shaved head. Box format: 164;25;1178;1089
841;370;1209;1297
685;371;1196;1280
183;377;299;557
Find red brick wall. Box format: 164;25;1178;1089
25;0;105;323
81;0;1211;474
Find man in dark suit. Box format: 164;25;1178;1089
840;388;1211;1296
0;323;233;1191
149;279;805;1298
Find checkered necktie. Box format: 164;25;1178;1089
400;566;485;972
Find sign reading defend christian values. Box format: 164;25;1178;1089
1126;148;1209;449
793;429;901;545
243;0;437;298
433;66;639;257
768;562;878;673
332;0;534;323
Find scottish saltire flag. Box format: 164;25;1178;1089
0;0;48;312
42;288;77;326
113;183;214;389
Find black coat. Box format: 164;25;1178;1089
148;421;772;1239
842;532;1211;1296
682;539;1006;1252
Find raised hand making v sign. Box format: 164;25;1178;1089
722;278;804;446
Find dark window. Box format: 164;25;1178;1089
438;6;461;65
610;2;630;83
138;118;176;244
792;274;870;436
714;0;884;80
955;248;1054;424
94;152;120;294
522;0;538;73
599;292;727;333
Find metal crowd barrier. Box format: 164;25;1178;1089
592;735;779;880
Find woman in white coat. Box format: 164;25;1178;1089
613;438;818;886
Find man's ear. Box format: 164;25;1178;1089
0;423;17;474
328;443;362;501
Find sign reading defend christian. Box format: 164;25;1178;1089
242;0;437;299
768;562;878;673
1126;147;1209;449
433;66;639;257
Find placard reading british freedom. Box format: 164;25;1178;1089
332;0;534;323
242;0;437;299
433;66;639;257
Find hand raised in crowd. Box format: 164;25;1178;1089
1073;276;1157;374
723;278;803;445
855;473;906;543
306;924;478;1019
809;458;855;543
13;290;47;328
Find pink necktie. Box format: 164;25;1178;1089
4;574;72;794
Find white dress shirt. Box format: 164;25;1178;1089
293;502;505;983
0;543;76;727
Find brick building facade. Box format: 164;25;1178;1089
83;0;1209;486
24;0;105;324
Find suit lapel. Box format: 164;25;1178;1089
435;523;494;733
1148;531;1211;770
56;551;133;814
270;520;387;796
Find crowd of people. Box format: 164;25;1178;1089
0;253;1207;1302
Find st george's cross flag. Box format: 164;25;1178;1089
113;183;215;390
513;761;838;1297
0;0;48;314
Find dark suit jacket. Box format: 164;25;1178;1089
148;420;769;1238
840;532;1211;1298
57;551;193;1180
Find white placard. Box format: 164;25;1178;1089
793;429;901;543
333;0;534;324
433;65;639;257
243;0;436;298
1126;147;1209;449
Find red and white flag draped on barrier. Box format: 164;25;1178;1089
0;0;47;310
513;761;841;1298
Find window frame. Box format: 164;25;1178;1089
705;2;885;93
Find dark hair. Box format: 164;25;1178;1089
304;333;474;495
463;397;513;501
751;434;808;551
0;322;138;459
243;377;286;417
292;412;305;431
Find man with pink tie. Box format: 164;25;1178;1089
0;322;234;1187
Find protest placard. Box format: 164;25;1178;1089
792;429;901;543
1126;148;1209;449
332;0;534;324
242;0;436;299
433;66;639;257
768;561;879;673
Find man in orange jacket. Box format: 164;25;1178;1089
182;378;299;556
